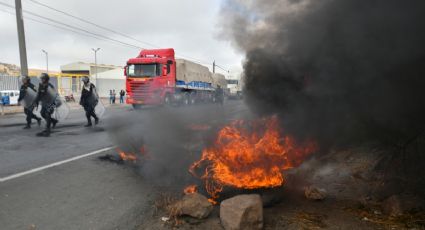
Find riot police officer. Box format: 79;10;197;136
17;76;41;129
79;76;99;127
215;85;224;105
34;73;58;137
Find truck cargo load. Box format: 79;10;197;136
176;59;213;90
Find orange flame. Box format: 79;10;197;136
184;185;198;194
117;149;138;162
189;116;317;200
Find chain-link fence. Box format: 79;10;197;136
0;74;19;91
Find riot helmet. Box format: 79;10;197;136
21;76;31;84
39;73;50;83
82;76;90;84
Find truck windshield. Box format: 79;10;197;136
127;64;158;77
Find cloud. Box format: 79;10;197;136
0;0;243;75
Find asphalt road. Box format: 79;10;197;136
0;100;250;230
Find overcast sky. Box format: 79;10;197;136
0;0;244;76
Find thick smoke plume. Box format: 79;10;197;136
220;0;425;149
105;103;254;189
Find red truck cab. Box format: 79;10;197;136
125;48;176;107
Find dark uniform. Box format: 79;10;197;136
80;82;99;126
35;74;58;136
18;81;41;129
215;86;224;105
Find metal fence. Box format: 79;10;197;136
0;75;59;91
0;75;19;91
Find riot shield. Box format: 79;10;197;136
46;87;70;121
43;86;57;108
91;87;105;118
52;97;70;121
95;100;106;118
20;87;37;109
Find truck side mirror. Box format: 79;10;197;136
124;66;127;76
162;65;167;76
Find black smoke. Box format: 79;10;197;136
220;0;425;150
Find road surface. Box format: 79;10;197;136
0;100;249;230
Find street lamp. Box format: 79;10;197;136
92;48;100;91
42;49;48;73
92;48;100;79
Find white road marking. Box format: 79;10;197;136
0;146;115;183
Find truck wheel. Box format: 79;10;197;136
183;93;190;106
164;94;172;106
190;93;196;105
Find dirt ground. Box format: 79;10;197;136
137;189;425;230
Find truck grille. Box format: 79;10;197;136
130;82;150;99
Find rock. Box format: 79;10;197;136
304;186;327;200
220;194;263;230
382;195;425;216
173;193;213;219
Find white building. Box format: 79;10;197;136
60;62;123;97
90;68;126;98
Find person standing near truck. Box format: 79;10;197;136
112;90;116;104
18;76;42;129
79;76;99;127
34;73;59;137
119;89;125;104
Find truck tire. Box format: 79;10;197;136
189;93;196;105
164;93;172;106
183;93;190;106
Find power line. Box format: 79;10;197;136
24;0;225;68
0;0;231;71
0;7;136;49
0;1;142;50
26;0;160;49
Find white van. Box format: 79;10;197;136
0;90;20;105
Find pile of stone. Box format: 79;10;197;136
172;193;264;230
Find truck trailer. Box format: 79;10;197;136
125;48;221;108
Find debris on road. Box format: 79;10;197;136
382;195;425;217
304;186;327;201
220;194;263;230
293;211;328;229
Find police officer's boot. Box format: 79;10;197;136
85;116;92;127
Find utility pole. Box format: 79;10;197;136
15;0;28;76
213;60;216;73
42;49;48;73
92;48;100;92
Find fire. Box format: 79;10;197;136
117;148;138;162
190;116;317;200
119;151;137;162
116;146;149;163
184;185;198;194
